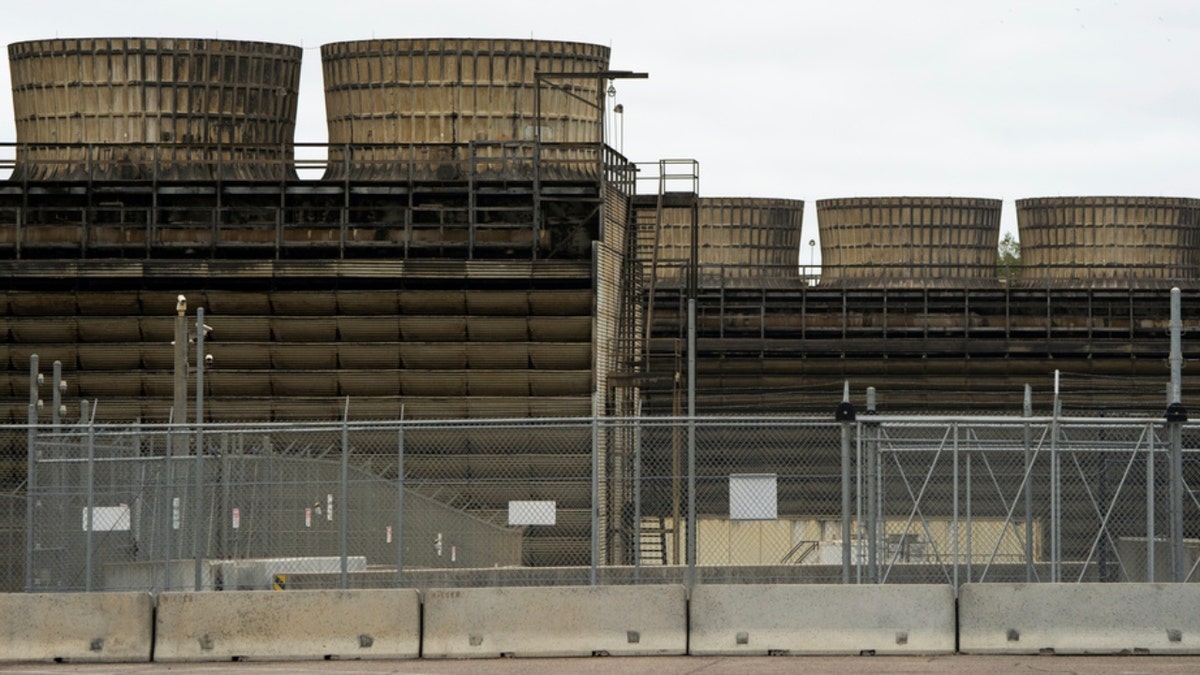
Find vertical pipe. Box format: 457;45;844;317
340;399;350;590
590;414;600;586
1147;422;1156;583
1168;288;1185;582
85;423;95;592
1170;288;1182;404
396;423;405;588
25;354;38;592
1023;384;1033;582
686;298;697;588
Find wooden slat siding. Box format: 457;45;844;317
336;316;402;342
8;38;301;181
398;343;465;369
269;291;338;315
529;343;591;369
1016;196;1200;289
335;290;401;315
76;343;142;370
320;38;609;181
270;344;337;370
464;343;528;369
529;289;593;315
814;196;1002;288
639;197;806;287
8;317;78;342
336;370;401;397
1;278;598;425
201;343;271;369
269;316;337;342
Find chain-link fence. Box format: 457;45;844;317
865;417;1200;586
15;414;1200;592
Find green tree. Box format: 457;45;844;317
998;231;1021;282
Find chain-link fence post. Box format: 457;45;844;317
633;415;643;583
1023;385;1034;581
51;360;62;428
340;402;350;590
25;354;38;592
686;299;698;590
1167;287;1186;582
865;388;878;584
192;421;205;591
163;422;175;592
396;422;405;588
836;388;856;585
84;422;95;592
951;422;959;590
590;413;599;586
965;444;972;585
1051;375;1062;582
1167;404;1187;582
1146;422;1157;582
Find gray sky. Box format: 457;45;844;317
3;0;1198;248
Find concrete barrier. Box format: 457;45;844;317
422;584;687;658
154;589;420;661
690;584;956;655
959;583;1200;654
0;592;153;663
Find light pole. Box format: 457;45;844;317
808;239;817;285
172;295;212;431
613;103;624;155
173;295;188;426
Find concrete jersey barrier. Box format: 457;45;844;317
690;584;956;655
0;592;153;663
959;583;1200;654
154;589;420;661
422;584;688;658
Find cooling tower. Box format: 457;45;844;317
1016;196;1200;288
640;197;805;288
8;37;302;181
320;38;610;181
815;196;1002;288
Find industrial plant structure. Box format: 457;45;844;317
2;35;1199;579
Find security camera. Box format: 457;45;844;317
204;354;214;367
176;295;187;313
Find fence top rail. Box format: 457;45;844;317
8;413;1195;433
864;414;1173;425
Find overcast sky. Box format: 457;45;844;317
2;0;1198;248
